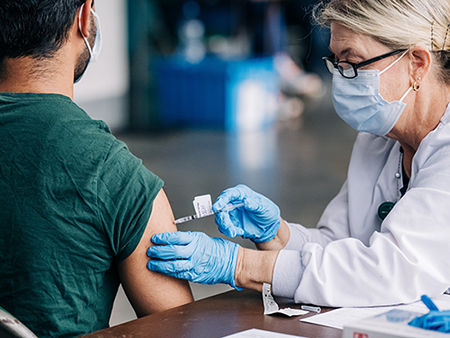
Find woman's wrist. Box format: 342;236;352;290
234;247;279;292
256;218;290;251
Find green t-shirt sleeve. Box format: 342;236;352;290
96;139;164;262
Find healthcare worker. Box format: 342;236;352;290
148;0;450;307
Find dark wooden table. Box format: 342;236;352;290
81;289;342;338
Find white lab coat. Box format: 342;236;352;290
272;104;450;307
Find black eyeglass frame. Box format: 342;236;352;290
322;49;408;79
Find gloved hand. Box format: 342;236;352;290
212;184;281;243
147;231;242;290
409;295;450;333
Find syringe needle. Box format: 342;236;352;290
174;214;197;224
173;203;245;225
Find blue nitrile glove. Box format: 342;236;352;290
147;231;242;290
212;184;281;243
408;295;450;333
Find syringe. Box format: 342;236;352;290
174;202;244;225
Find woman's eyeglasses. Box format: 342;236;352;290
322;49;407;79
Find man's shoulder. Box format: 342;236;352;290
1;92;121;171
0;92;108;132
23;94;117;154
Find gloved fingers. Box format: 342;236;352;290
227;212;246;236
151;231;193;246
149;234;242;288
215;185;279;218
147;258;196;276
244;193;279;217
409;311;450;332
243;194;266;213
147;244;194;260
147;260;177;277
212;184;253;212
148;231;198;259
215;211;244;238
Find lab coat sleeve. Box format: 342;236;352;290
273;147;450;307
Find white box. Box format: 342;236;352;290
342;309;449;338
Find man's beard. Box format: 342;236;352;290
74;17;96;83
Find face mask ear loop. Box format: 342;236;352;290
78;4;93;58
399;85;413;103
380;50;409;75
90;10;102;59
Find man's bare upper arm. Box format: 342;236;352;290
117;189;194;317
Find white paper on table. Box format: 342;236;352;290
222;328;307;338
193;194;214;218
300;294;450;330
263;283;308;317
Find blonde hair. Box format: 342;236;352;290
314;0;450;84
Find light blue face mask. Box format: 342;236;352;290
75;4;102;83
332;51;412;136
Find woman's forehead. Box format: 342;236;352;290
329;22;384;57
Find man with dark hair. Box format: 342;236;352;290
0;1;193;337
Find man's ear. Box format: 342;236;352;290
78;0;94;38
409;46;432;85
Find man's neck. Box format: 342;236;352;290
0;56;74;100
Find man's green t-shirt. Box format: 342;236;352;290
0;93;164;337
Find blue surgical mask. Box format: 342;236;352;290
332;51;412;136
75;4;102;83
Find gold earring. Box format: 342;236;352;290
412;82;420;92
